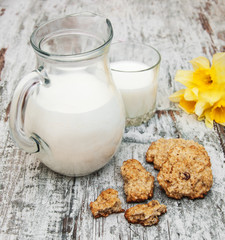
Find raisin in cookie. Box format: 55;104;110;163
90;188;125;218
146;138;205;170
157;144;213;199
121;159;154;202
125;200;167;226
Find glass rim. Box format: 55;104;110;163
110;41;161;73
30;12;113;59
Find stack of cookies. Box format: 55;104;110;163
90;138;213;227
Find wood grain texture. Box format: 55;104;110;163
0;0;225;239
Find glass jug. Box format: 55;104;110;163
9;13;125;176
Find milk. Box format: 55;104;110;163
24;72;124;176
111;61;158;119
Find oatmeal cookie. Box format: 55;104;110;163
90;188;125;218
146;138;205;170
124;200;167;226
157;144;213;199
121;159;154;202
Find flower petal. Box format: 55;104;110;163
199;87;224;105
211;98;225;124
175;70;194;88
169;89;185;102
184;88;198;101
212;52;225;66
213;68;225;84
205;118;214;128
198;108;214;128
194;100;210;116
179;98;196;114
212;53;225;84
190;56;210;70
198;115;204;121
192;87;199;96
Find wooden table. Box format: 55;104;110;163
0;0;225;239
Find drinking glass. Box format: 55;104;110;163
110;42;160;126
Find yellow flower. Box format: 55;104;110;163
170;52;225;127
211;98;225;126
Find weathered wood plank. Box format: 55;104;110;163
1;110;224;240
0;0;225;239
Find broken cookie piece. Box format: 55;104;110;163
90;188;125;218
121;159;154;203
125;200;167;226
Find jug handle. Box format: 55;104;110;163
9;70;41;153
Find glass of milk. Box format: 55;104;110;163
110;42;160;126
9;13;125;176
